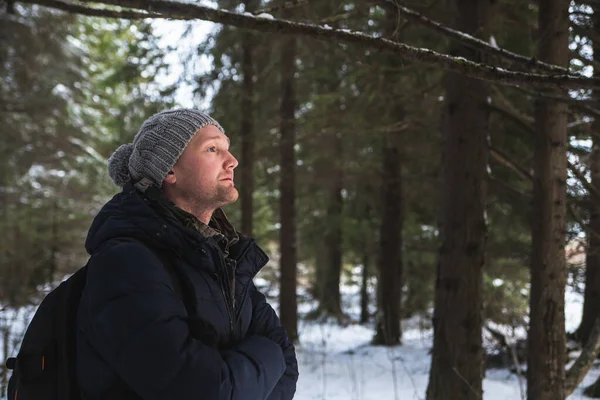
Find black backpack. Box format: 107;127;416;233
5;239;217;400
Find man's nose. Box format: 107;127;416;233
227;151;239;169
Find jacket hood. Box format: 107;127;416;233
86;184;200;256
85;184;269;279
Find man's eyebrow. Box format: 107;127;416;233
203;135;231;144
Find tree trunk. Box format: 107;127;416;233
578;5;600;346
426;0;490;398
360;198;374;325
527;1;569;399
360;252;370;324
371;4;405;347
1;313;8;398
578;8;600;389
239;0;257;236
278;24;298;343
319;127;344;318
373;131;403;345
580;125;600;344
311;0;345;319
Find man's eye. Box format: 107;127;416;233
208;146;217;152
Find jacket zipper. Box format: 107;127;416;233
219;276;235;335
215;249;235;337
213;240;255;338
229;240;258;322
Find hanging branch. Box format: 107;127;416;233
377;0;573;76
253;0;308;16
490;147;533;181
488;175;530;200
514;87;600;115
391;0;440;37
18;0;600;90
487;94;600;201
564;318;600;397
568;160;600;201
21;0;167;18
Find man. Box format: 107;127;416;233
76;109;298;399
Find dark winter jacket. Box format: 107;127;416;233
76;184;298;400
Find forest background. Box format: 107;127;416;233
3;0;600;399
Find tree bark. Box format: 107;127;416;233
239;0;257;236
373;130;403;345
578;5;600;346
372;7;404;347
360;253;370;324
426;0;490;398
527;1;570;399
310;0;345;319
278;13;298;343
319;127;344;317
1;314;8;398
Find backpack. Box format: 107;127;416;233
5;238;216;400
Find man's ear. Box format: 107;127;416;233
163;170;176;185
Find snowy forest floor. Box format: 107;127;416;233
283;288;600;400
2;280;597;399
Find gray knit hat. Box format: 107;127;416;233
107;109;224;189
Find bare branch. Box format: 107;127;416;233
487;103;535;135
512;86;600;118
490;147;533;181
391;0;440;37
18;0;600;89
18;0;168;19
319;11;357;24
381;0;572;76
488;175;530;199
521;88;599;107
568;160;600;201
487;95;600;200
488;124;600;209
253;0;308;16
565;318;600;397
568;202;591;236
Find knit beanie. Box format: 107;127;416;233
107;109;224;189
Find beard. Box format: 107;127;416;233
214;184;239;206
164;178;239;223
184;182;238;212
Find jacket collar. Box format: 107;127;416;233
143;185;240;254
86;183;268;279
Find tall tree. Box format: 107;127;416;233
239;0;258;236
317;120;344;318
373;4;404;346
578;4;600;346
311;0;346;318
279;8;299;343
527;1;569;399
426;0;490;398
373;128;403;345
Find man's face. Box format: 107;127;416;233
164;125;239;213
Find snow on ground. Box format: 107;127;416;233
295;321;431;400
292;286;598;400
294;321;600;400
2;276;596;400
